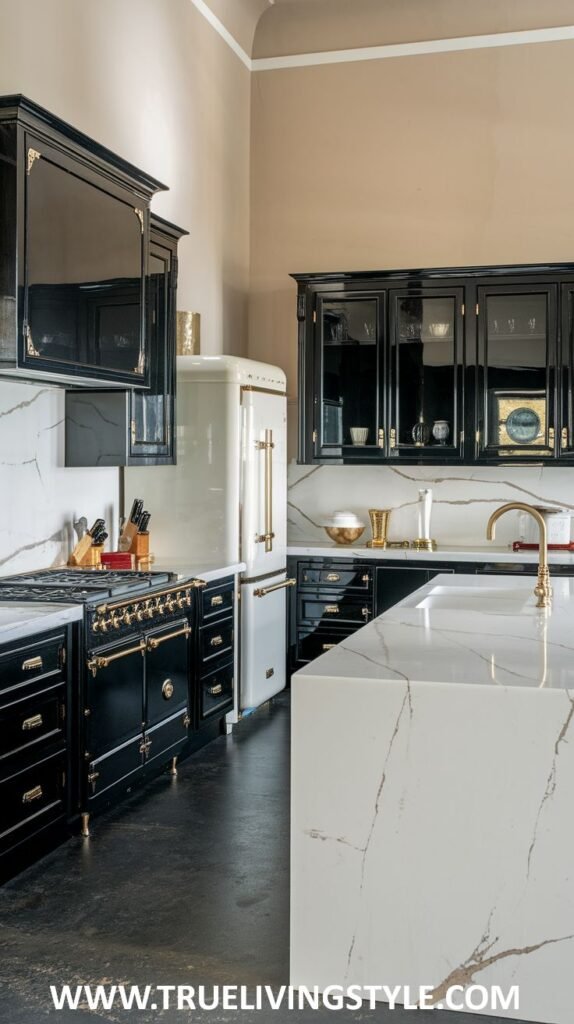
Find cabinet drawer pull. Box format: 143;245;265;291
361;574;370;583
362;607;371;620
87;640;146;677
162;679;174;700
326;573;340;582
207;683;223;696
22;784;43;804
147;625;191;651
322;643;336;651
324;604;340;614
211;595;224;607
210;635;224;647
22;713;43;731
22;656;43;672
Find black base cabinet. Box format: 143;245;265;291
287;555;574;674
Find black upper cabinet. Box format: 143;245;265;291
294;264;574;465
64;215;187;467
0;95;166;387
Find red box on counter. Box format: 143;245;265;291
100;552;134;570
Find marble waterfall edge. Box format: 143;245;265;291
291;575;574;1024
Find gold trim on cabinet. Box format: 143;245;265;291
147;625;191;651
87;640;146;677
134;207;144;232
210;635;224;648
324;604;340;614
22;713;43;731
22;655;43;671
254;578;296;598
211;594;224;607
207;683;223;696
161;679;174;700
562;427;569;449
22;785;43;804
241;385;287;397
24;323;41;358
326;572;340;582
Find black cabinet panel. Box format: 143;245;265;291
145;619;190;727
85;641;145;758
375;566;452;615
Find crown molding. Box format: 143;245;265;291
188;5;574;75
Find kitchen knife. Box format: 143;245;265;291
130;499;144;525
88;518;105;537
138;511;151;534
119;499;144;551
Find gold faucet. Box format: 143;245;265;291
486;502;552;608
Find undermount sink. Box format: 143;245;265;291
415;585;532;613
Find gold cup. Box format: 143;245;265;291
367;508;391;548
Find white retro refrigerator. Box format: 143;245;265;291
125;355;292;714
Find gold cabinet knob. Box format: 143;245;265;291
162;678;174;700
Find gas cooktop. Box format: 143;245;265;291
0;568;175;604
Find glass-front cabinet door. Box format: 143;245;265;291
388;288;464;458
315;293;384;459
560;283;574;456
477;285;557;458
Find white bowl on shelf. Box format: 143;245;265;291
428;322;450;337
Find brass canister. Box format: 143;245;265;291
367;508;391;548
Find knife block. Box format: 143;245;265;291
129;532;149;559
68;541;103;567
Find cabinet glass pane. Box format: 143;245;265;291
562;286;574;450
26;155;143;373
131;251;168;449
483;292;549;450
321;299;378;448
393;295;458;448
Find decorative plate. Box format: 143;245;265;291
505;406;541;444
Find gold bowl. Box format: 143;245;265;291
324;525;365;545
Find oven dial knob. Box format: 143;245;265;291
110;613;121;629
135;605;146;623
92;618;103;633
176;595;185;609
166;597;176;612
156;601;166;615
122;610;135;626
144;603;154;619
185;591;192;607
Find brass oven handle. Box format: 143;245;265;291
22;713;43;731
256;429;275;552
87;640;146;677
326;573;340;582
211;595;224;607
210;635;224;647
22;656;43;672
207;683;223;696
22;784;43;804
254;578;296;598
324;604;340;614
147;625;191;651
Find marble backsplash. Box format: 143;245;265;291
288;462;574;549
0;382;119;576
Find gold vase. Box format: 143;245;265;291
367;508;391;548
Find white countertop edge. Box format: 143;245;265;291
151;561;246;583
287;543;574;565
0;603;83;646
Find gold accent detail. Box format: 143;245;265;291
27;147;41;175
81;813;90;838
254;578;296;597
378;427;385;447
96;584;194;615
476;429;481;444
367;508;391;549
134;207;145;232
87;640;146;677
208;683;223;695
322;643;336;651
562;426;569;449
169;756;178;776
210;635;224;647
22;784;42;804
241;385;288;397
475;303;479;315
411;538;438;551
461;303;465;316
312;310;317;323
324;604;340;614
326;572;340;582
361;573;370;582
140;737;152;755
312;430;318;444
87;771;99;793
183;713;191;728
362;607;370;621
460;430;465;444
390;427;397;448
22;655;43;671
25;323;41;358
266;668;274;679
131;419;136;444
176;311;201;356
254;430;274;553
324;526;364;545
211;594;224;607
22;713;43;731
487;503;552;608
147;625;191;651
162;679;175;700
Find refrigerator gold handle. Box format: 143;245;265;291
255;429;275;553
254;578;296;598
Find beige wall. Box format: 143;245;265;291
249;38;574;453
0;0;251;355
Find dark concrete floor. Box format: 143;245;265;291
0;693;528;1023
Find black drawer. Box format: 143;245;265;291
0;682;66;765
201;578;234;623
145;708;190;765
86;736;143;803
299;564;372;591
0;632;65;696
296;627;359;664
200;660;234;720
299;593;372;627
0;750;66;855
199;617;234;665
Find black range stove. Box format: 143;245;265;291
0;568;175;605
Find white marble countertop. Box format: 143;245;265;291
296;572;574;689
287;541;574;564
0;602;83;646
149;560;246;583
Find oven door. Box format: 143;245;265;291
145;619;191;730
85;638;146;759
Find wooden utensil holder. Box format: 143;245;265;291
129;532;149;559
